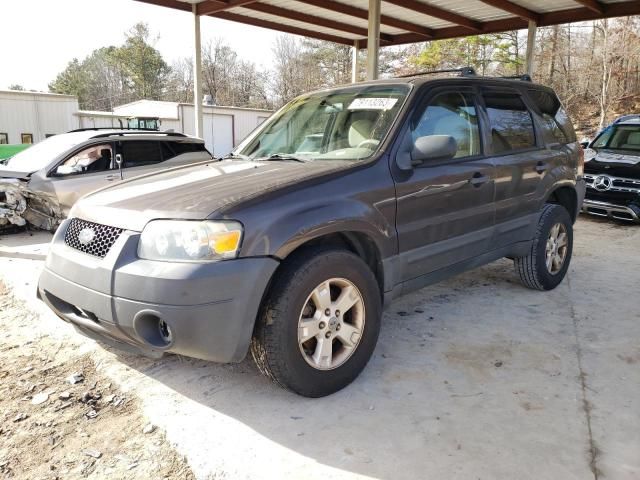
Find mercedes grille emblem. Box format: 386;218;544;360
78;228;96;246
594;175;613;192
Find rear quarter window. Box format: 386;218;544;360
527;89;577;143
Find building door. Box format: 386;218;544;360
203;114;233;157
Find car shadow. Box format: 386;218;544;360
101;259;586;479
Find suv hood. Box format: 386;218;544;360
586;149;640;177
72;159;352;231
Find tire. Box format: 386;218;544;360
251;247;382;397
514;203;573;291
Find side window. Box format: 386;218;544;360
483;93;536;154
413;91;480;159
56;143;113;176
528;89;576;143
0;133;8;144
169;141;210;156
121;141;162;168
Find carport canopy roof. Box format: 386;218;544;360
136;0;640;46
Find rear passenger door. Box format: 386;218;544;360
480;88;550;246
118;141;164;178
394;87;496;280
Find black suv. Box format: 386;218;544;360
582;115;640;222
38;71;586;397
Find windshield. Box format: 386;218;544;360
4;134;86;171
234;84;410;162
592;124;640;153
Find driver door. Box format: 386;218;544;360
49;142;117;214
394;87;496;281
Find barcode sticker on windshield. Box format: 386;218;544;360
348;98;398;111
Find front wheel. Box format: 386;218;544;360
251;248;381;397
514;204;573;291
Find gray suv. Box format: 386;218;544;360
38;72;586;397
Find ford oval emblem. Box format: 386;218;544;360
78;228;96;245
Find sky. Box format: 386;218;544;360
0;0;280;91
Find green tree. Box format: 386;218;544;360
49;58;90;106
8;84;25;91
114;22;170;101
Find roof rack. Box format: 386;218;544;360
496;74;532;82
91;130;188;139
396;67;477;79
68;127;159;133
396;67;534;83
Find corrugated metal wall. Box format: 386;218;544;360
0;91;79;144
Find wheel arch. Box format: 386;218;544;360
544;184;579;223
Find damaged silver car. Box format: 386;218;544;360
0;129;212;230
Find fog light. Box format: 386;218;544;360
133;311;174;348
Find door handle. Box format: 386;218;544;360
469;172;489;187
535;162;548;174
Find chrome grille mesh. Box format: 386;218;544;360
64;218;123;258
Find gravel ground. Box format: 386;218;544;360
0;283;195;480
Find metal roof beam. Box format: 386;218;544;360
197;0;258;16
300;0;434;39
134;0;191;12
383;0;482;31
212;11;356;46
476;0;540;22
389;1;640;45
572;0;604;14
242;3;394;43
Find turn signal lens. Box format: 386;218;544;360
212;230;242;255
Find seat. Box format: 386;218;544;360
621;131;640;149
348;120;375;148
86;149;112;172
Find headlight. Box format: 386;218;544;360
138;220;243;262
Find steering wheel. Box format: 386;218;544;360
357;139;380;149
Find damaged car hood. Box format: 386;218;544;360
0;168;32;180
71;159;353;231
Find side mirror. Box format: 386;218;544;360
115;153;123;180
411;135;457;166
579;141;590;149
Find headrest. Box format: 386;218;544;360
626;132;640;145
100;148;112;158
349;120;374;147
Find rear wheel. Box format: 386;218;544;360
514;204;573;291
251;248;381;397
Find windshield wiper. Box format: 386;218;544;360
260;153;310;163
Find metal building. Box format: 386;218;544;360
0;90;79;145
1;89;272;157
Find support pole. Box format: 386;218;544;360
366;0;381;81
352;40;360;83
193;4;203;138
525;20;537;76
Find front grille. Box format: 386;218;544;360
585;173;640;194
64;218;123;258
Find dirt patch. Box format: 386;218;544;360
0;283;195;480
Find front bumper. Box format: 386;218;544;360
38;219;279;362
581;198;640;223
